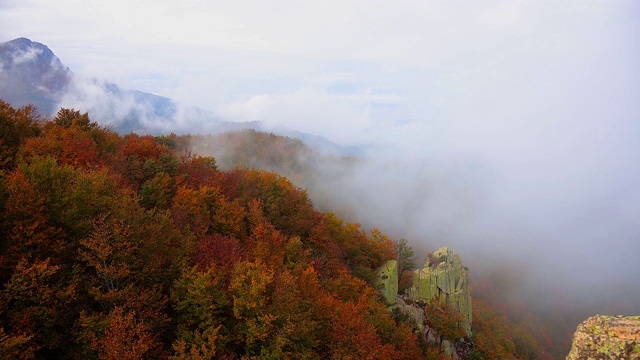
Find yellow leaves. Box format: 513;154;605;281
79;215;137;294
172;265;230;329
172;187;212;236
5;258;60;301
172;185;247;242
230;261;278;354
3;257;78;350
0;327;34;360
471;298;528;360
211;197;246;238
231;261;274;320
5;156;116;258
171;326;221;360
0;100;41;172
140;172;175;209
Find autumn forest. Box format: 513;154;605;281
0;99;544;359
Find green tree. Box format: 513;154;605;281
2;258;78;354
53;108;94;130
395;238;417;293
170;265;231;359
230;260;276;356
395;238;416;275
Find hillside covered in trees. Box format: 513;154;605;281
0;99;544;359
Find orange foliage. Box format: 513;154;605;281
0;100;41;171
90;307;157;360
120;133;164;160
424;297;467;341
471;298;541;360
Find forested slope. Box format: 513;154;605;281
0;100;542;359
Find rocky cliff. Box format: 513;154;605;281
377;247;472;359
566;315;640;360
377;259;399;305
407;247;472;336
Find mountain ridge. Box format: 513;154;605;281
0;37;357;155
0;37;72;115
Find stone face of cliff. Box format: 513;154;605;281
407;247;472;336
377;260;398;305
566;315;640;360
376;247;472;360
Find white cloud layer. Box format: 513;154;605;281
11;46;42;65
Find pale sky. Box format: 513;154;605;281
2;0;637;143
2;0;640;311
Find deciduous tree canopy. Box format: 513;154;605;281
0;100;542;359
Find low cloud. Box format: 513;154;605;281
11;46;42;65
58;77;139;123
57;75;250;135
217;88;380;144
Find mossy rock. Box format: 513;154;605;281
376;260;398;305
567;315;640;359
407;247;472;336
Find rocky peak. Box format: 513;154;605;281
567;315;640;359
0;37;72;114
407;246;472;336
0;37;68;74
2;37;48;51
377;247;472;359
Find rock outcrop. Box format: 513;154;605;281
407;247;472;336
377;260;398;305
566;315;640;360
376;247;472;360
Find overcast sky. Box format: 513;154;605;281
2;0;640;313
2;1;637;143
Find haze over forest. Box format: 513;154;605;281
2;0;640;352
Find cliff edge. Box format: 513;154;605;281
377;246;472;359
407;246;472;336
567;315;640;359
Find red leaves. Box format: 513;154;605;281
320;280;421;360
177;153;217;189
194;234;245;271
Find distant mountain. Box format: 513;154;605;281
0;38;244;134
0;37;72;115
0;37;358;155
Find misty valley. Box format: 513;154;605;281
1;35;639;360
